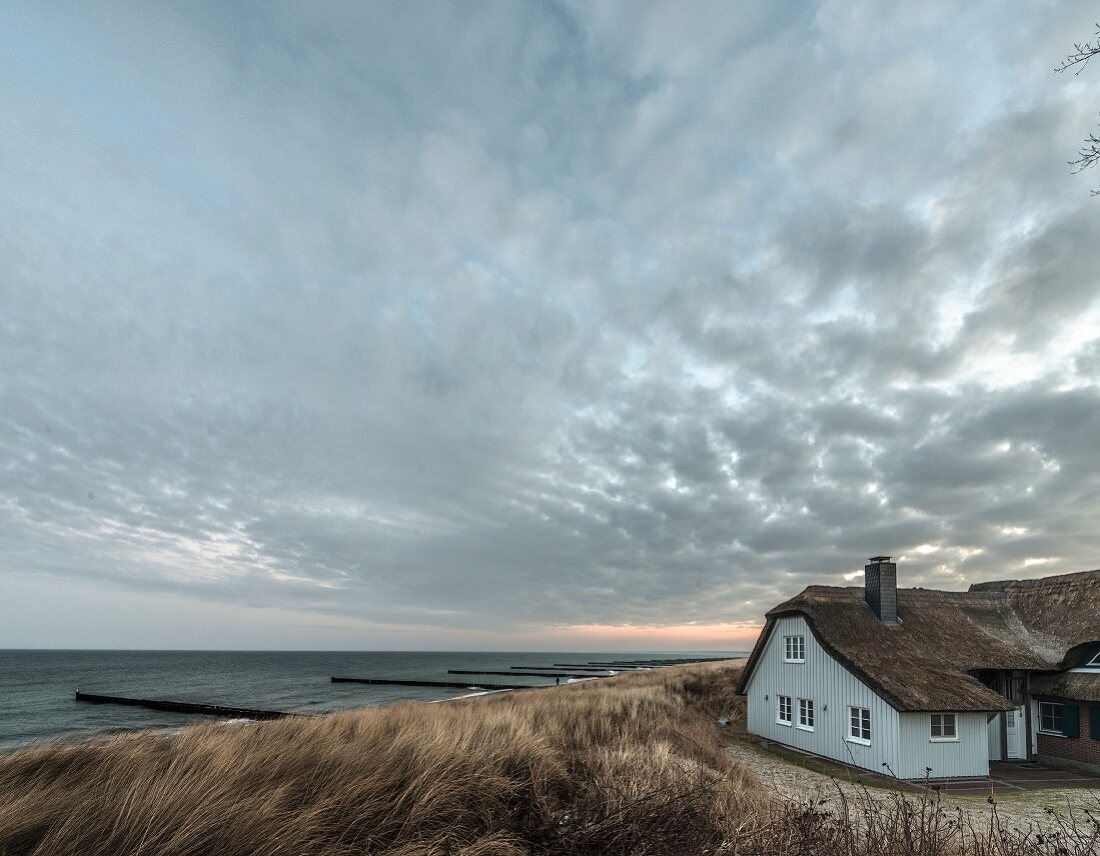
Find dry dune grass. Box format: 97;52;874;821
0;663;760;855
4;663;1096;855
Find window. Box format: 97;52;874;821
1086;651;1100;667
848;707;871;743
930;713;957;741
1038;702;1063;735
777;695;792;726
784;635;805;662
798;698;815;730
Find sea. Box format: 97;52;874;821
0;649;746;750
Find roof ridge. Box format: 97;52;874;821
970;568;1100;592
1008;569;1100;587
902;588;1003;598
794;584;1004;598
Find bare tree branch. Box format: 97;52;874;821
1057;23;1100;193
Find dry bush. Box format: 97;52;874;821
749;785;1100;856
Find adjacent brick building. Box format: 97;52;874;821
1031;670;1100;773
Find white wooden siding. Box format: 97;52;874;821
745;615;900;776
897;713;989;779
744;615;989;779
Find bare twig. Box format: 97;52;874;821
1055;23;1100;75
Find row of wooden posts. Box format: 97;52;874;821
73;657;731;720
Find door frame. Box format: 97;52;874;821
1004;705;1026;759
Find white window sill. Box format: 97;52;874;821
846;736;871;746
796;724;815;732
929;737;959;743
1038;731;1066;738
783;659;806;664
776;719;792;727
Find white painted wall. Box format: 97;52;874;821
744;615;989;779
898;713;989;779
745;615;900;776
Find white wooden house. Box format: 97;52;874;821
736;558;1100;780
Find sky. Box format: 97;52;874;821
2;1;1099;651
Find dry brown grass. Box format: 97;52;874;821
0;663;760;855
2;663;1096;855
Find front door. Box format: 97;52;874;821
1005;707;1026;759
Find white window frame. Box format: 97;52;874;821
1086;650;1100;667
929;713;958;742
776;695;792;726
847;706;871;744
783;635;806;663
1038;701;1064;735
797;698;815;731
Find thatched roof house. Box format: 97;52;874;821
737;560;1100;779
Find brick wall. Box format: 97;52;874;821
1036;703;1100;766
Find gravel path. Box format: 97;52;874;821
726;738;1100;835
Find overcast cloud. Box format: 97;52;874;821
2;1;1099;649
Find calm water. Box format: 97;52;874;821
0;650;745;749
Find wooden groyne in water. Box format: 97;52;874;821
587;658;730;666
558;663;649;669
74;692;297;720
448;670;598;679
622;658;732;664
331;677;537;691
585;662;655;667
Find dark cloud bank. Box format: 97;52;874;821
1;1;1099;647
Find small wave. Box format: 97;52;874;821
428;689;513;703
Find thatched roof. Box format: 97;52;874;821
1030;671;1100;702
736;569;1100;712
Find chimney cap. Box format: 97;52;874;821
868;555;892;563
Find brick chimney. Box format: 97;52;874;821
864;556;898;623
